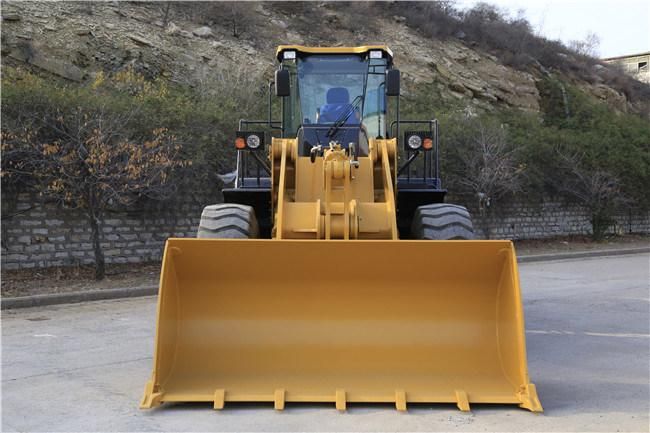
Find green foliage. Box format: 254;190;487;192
399;79;465;119
2;65;647;241
401;78;650;238
1;65;269;277
403;78;649;208
535;77;650;209
1;66;267;202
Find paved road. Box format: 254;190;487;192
2;254;649;432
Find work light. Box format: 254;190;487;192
407;134;422;150
246;134;261;149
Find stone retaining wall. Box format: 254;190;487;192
470;200;649;239
1;193;648;270
1;194;203;270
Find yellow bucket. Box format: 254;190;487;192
140;239;542;412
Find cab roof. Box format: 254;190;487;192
275;45;393;62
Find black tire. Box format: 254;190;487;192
197;204;259;239
411;203;475;240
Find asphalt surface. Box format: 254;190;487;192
2;254;649;432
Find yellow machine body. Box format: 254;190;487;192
141;45;541;412
272;137;399;240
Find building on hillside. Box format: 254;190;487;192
602;52;650;84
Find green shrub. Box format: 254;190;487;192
399;78;649;238
3;64;647;241
1;66;268;202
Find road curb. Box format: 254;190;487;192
2;247;648;310
517;246;649;263
1;285;157;310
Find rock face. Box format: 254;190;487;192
128;34;154;47
192;26;212;38
381;24;541;111
0;1;641;115
3;13;21;21
583;83;629;112
8;46;85;81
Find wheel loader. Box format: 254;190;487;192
140;45;542;412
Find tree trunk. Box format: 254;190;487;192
162;3;171;27
478;203;493;239
88;211;105;280
591;210;611;241
480;216;492;239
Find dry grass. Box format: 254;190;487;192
1;262;160;298
513;234;649;256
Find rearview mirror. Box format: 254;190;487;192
386;69;400;96
275;69;290;97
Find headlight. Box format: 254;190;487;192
246;134;261;149
407;134;422;150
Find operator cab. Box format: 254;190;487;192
276;46;393;158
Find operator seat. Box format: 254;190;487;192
319;87;354;124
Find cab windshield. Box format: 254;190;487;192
283;54;388;139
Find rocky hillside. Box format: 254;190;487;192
2;1;646;116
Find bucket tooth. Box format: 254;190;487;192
395;390;407;411
213;389;225;410
335;389;346;411
139;380;162;409
274;389;286;411
518;383;543;413
455;390;470;412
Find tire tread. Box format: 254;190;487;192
411;203;475;240
197;204;259;239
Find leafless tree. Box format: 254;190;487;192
74;1;95;15
161;2;173;27
195;66;265;114
569;32;601;57
2;107;187;279
15;40;35;63
552;148;624;239
181;2;251;37
448;117;525;237
228;3;249;37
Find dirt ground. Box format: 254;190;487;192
1;234;647;298
1;262;160;298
